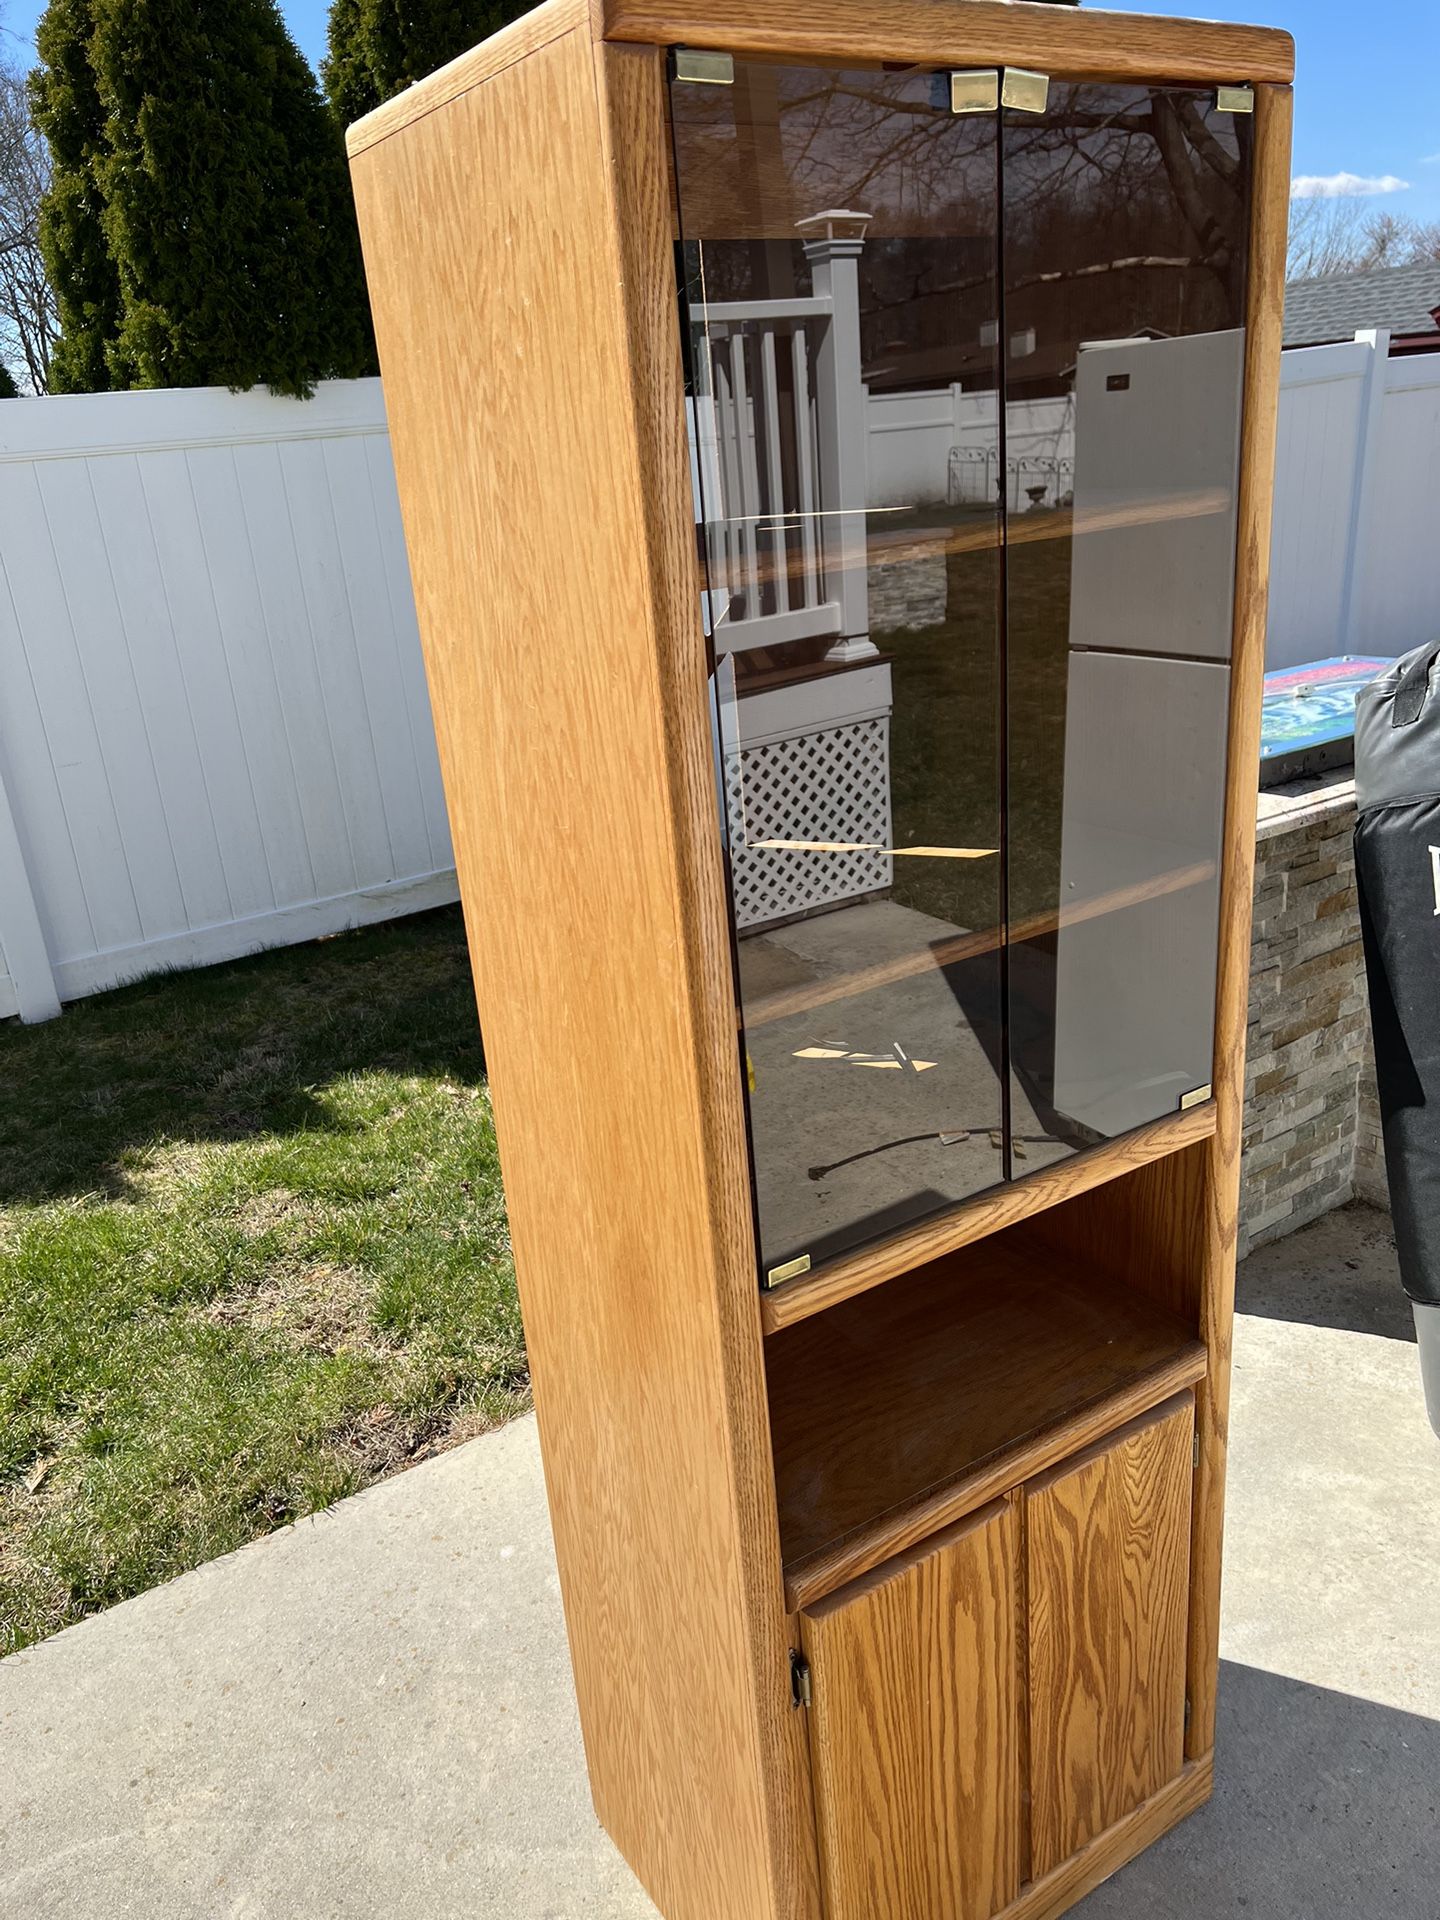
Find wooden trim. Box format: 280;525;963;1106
601;0;1295;85
1184;82;1293;1765
996;1757;1214;1920
782;1350;1206;1611
345;0;588;154
589;39;824;1920
801;1495;1013;1621
760;1103;1217;1334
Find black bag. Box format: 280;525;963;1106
1354;641;1440;1313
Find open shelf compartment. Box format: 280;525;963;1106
767;1227;1206;1610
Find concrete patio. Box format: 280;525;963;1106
3;1203;1438;1920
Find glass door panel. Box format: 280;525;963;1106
670;58;1006;1282
1001;82;1252;1164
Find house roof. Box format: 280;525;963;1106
1283;260;1440;348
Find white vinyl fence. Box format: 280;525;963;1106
0;380;454;1022
1268;331;1440;671
0;333;1436;1021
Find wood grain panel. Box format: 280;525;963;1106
769;1242;1204;1607
1026;1395;1195;1879
349;30;816;1920
801;1500;1021;1920
601;0;1295;85
761;1103;1216;1334
1020;1138;1212;1329
1188;81;1294;1762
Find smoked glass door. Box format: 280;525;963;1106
669;60;1253;1283
669;57;1007;1282
1001;81;1252;1166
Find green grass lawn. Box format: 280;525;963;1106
0;907;525;1658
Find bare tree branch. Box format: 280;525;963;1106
0;33;58;392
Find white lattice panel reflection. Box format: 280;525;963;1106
726;717;893;930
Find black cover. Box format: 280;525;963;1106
1353;642;1440;1307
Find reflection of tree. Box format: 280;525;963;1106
1001;85;1248;354
672;70;1250;395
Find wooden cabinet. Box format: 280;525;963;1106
347;6;1290;1920
797;1395;1195;1920
801;1500;1021;1920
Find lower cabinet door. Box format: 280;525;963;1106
799;1498;1021;1920
1025;1391;1195;1878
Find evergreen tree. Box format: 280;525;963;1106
30;0;121;393
323;1;531;128
89;0;376;396
0;361;18;398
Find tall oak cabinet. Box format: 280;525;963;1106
346;6;1293;1918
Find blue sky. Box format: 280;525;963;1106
5;0;1440;221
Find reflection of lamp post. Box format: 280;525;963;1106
798;209;877;663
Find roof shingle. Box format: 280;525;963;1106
1283;260;1440;348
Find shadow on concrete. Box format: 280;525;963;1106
1078;1660;1440;1918
1239;1202;1414;1344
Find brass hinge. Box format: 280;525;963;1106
790;1650;812;1709
765;1253;811;1289
1180;1082;1213;1112
951;69;999;115
1002;69;1050;114
673;48;734;86
1194;1432;1202;1471
951;68;1049;115
1216;84;1255;114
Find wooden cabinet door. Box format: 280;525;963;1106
799;1498;1020;1920
1025;1392;1194;1879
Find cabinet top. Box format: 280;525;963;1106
346;0;1293;158
602;0;1294;85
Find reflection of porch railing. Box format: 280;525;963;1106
692;304;835;647
691;214;889;932
691;211;874;660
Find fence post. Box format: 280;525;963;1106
799;209;878;663
0;748;60;1022
1339;326;1391;654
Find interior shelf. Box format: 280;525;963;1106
759;1099;1216;1334
767;1238;1206;1611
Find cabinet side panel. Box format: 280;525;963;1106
348;34;802;1920
1191;81;1294;1760
1025;1396;1193;1879
801;1501;1020;1920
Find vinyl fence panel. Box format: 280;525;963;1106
0;380;454;1018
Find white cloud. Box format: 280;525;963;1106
1290;171;1411;200
1423;153;1440;166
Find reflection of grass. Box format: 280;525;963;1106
878;513;1072;933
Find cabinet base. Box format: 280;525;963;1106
999;1755;1214;1920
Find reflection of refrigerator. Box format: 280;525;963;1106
1049;650;1229;1138
1048;332;1241;1138
1067;331;1245;661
